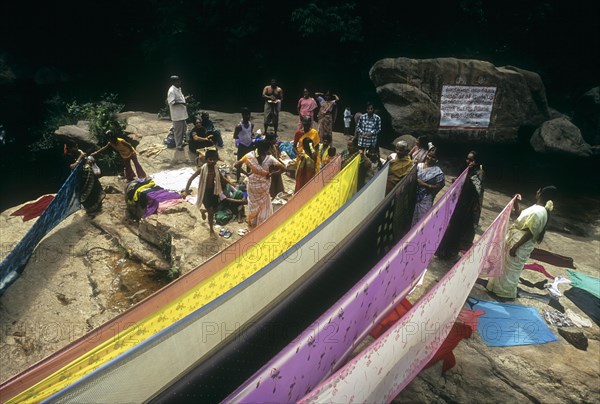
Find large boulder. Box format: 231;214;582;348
370;57;550;143
530;117;593;157
54;120;98;151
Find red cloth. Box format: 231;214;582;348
372;301;485;374
524;263;554;279
370;298;413;339
425;308;485;374
425;322;472;373
10;195;55;222
530;248;575;269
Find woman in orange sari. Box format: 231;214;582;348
294;137;317;193
235;142;284;227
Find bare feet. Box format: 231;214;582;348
209;229;217;238
201;209;207;220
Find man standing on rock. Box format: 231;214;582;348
356;102;381;152
167;75;189;151
262;78;283;135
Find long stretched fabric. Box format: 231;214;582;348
22;157;355;404
469;298;558;347
300;195;517;404
0;157;342;403
225;167;468;404
44;157;356;403
152;163;416;402
0;167;81;296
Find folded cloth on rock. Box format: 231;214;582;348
530;248;575;269
143;189;182;218
557;328;588;351
10;194;55;222
543;310;574;327
564;287;600;326
157;198;184;213
565;308;593;328
545;275;572;298
567;270;600;299
524;263;554;279
469;298;558;347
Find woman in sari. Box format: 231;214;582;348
487;186;557;299
409;135;429;163
234;142;284;228
316;91;339;140
436;151;484;260
297;88;318;131
411;148;445;226
65;143;104;215
294;137;317;193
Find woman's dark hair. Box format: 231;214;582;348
417;135;429;150
537;185;557;242
302;137;314;154
256;141;270;154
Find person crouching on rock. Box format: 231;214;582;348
91;130;147;181
181;149;235;236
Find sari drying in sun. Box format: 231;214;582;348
487;203;550;298
241;151;279;227
436;165;484;258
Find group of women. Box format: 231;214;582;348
187;100;557;301
403;134;557;301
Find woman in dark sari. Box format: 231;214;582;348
436;151;484;260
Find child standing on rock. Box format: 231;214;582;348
91;130;147;181
182;149;235;236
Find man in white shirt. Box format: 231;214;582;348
167;76;189;150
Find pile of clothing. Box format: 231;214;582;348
125;178;182;220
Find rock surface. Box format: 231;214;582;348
1;111;599;403
530;117;593;157
54;120;97;150
573;86;600;146
370;57;550;144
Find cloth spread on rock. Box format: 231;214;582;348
543;310;574;327
10;195;55;222
564;287;600;326
530;248;575;269
545;275;572;298
470;298;558;347
565;308;593;328
143;189;182;218
524;263;554;279
150;167;196;192
567;270;600;299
